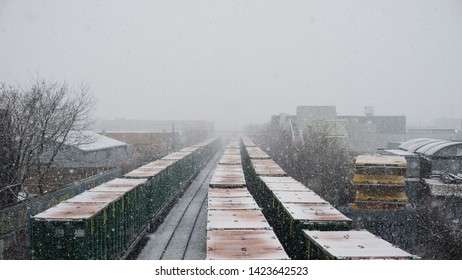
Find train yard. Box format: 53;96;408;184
29;136;417;260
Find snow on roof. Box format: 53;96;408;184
383;149;418;157
63;131;127;152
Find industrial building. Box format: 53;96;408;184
49;131;131;168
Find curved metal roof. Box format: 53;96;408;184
398;138;433;151
424;142;462;156
407;139;442;153
414;140;450;154
400;138;462;157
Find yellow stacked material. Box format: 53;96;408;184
354;189;408;202
352;174;405;186
349;155;408;209
354;155;407;168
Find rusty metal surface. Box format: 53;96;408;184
179;146;199;153
208;188;252;198
282;203;352;222
251;159;287;176
241;136;256;147
206;230;289;260
33;202;107;220
273;191;327;204
246;147;270;159
226;142;240;149
213;165;245;174
102;178;147;188
209;177;246;188
223;149;241;155
206;209;271;230
191;138;217;147
85;178;146;192
66;191;124;203
219;154;242;165
208;197;259;210
251;158;278;167
124;165;165;178
211;165;246;187
146;159;176;169
303;230;415;259
264;181;312;192
260;176;301;184
253;166;287;176
163;151;190;160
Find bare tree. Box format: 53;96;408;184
411;186;462;259
0;79;95;206
253;123;353;207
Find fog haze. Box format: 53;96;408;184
1;0;462;130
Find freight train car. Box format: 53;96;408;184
30;138;219;259
302;230;417;260
30;178;148;260
240;136;352;259
240;136;418;260
206;141;289;260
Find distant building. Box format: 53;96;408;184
296;106;337;130
433;118;462;132
49;131;131;168
397;138;462;178
270;105;462;154
93;119;214;134
338;115;406;134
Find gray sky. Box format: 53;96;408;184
1;0;462;130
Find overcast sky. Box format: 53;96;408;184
1;0;462;130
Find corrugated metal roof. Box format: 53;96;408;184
303;230;415;259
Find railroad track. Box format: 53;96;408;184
137;149;223;260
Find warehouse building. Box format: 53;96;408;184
49;131;130;168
